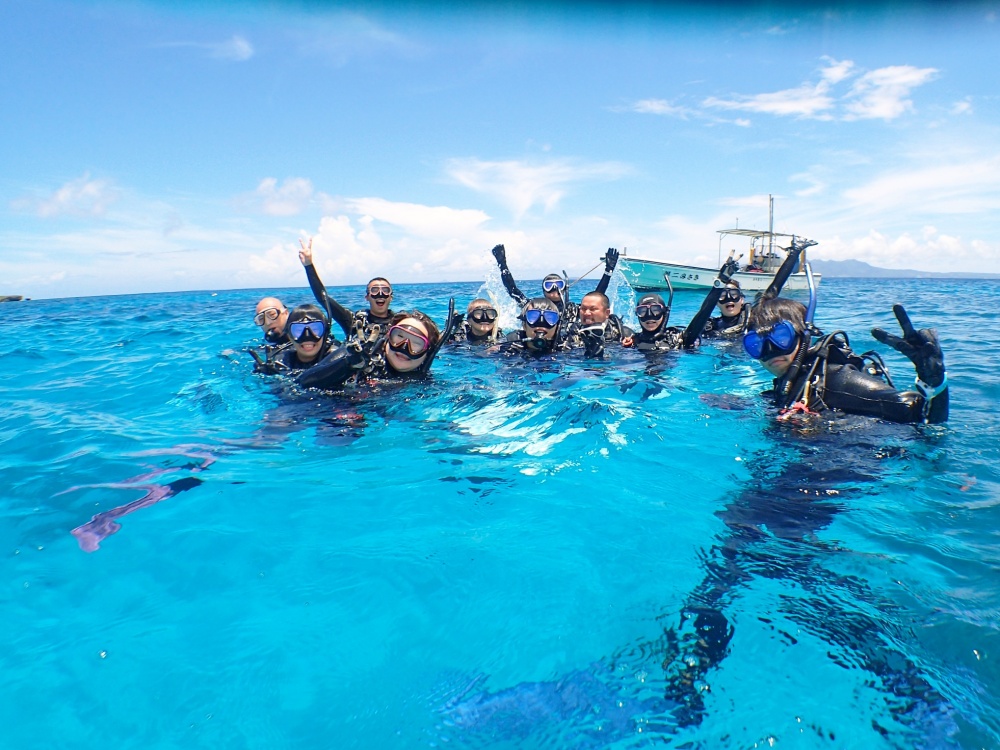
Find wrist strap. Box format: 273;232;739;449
914;372;948;401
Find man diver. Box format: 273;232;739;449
560;291;633;357
490;243;620;323
254;297;290;344
745;298;948;423
298;237;395;345
496;297;571;357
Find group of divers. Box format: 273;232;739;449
251;237;948;425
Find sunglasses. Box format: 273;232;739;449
253;307;284;326
743;320;799;360
542;278;566;292
468;308;498;324
368;286;392;298
387;324;430;358
523;309;560;328
719;289;744;304
635;303;666;321
289;320;327;343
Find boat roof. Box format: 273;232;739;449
717;228;796;239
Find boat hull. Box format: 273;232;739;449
619;257;820;292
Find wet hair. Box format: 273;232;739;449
542;273;563;284
388;310;441;350
748;297;807;335
582;291;610;309
466;298;495;314
522;296;559;315
637;293;666;307
367;277;392;291
725;279;742;292
287;303;329;325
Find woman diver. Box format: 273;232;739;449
296;304;456;391
252;304;337;373
701;280;750;339
495;297;570;357
448;298;504;345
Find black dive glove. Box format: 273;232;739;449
491;243;508;268
603;247;620;273
579;325;606;359
717;258;740;285
871;304;946;388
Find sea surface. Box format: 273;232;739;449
1;276;998;749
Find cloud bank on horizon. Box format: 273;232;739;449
2;1;1000;298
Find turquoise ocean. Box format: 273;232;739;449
2;276;998;749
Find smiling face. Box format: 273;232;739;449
579;294;610;326
288;317;327;363
365;278;393;316
384;317;430;373
717;284;745;319
466;300;498;337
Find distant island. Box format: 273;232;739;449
0;295;27;303
810;259;1000;280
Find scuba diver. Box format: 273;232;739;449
623;259;743;352
559;291;633;358
448;298;505;345
490;243;621;323
296;303;457;391
298;237;395;345
746;297;948;424
251;304;337;374
701;280;749;339
495;297;574;358
253;297;290;345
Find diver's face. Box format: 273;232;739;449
290;319;325;362
640;315;663;332
255;298;288;337
718;286;745;318
385;318;430;373
466;305;497;337
761;342;800;377
542;276;565;303
366;281;393;315
579;297;609;326
522;308;559;340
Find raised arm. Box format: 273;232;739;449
491;244;528;307
593;247;620;295
682;258;739;348
299;237;354;339
761;238;815;301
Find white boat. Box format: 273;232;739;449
619;228;821;293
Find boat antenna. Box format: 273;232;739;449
768;194;774;256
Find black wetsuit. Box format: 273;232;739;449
560;315;633;358
629;324;686;352
702;305;750;339
447;320;504;345
772;333;944;424
497;330;571;358
255;340;334;374
304;264;394;344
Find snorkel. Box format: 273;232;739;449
415;298;456;375
776;262;818;411
662;273;674;326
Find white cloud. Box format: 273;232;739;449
950;98;973;115
250;177;315;216
819;57;854;85
158;35;254;62
704;81;835;118
344;198;490;237
210;35;254;61
294;14;420;67
10;173;119;218
842;65;938;120
445;157;630;219
627;98;693;118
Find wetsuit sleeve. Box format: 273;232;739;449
296;345;366;390
761;240;808;301
823;364;929;423
303;263;354;339
491;244;528;307
593;247;619;295
682;258;739;347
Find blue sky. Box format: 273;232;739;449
3;0;1000;298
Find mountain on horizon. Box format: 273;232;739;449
808;258;1000;279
